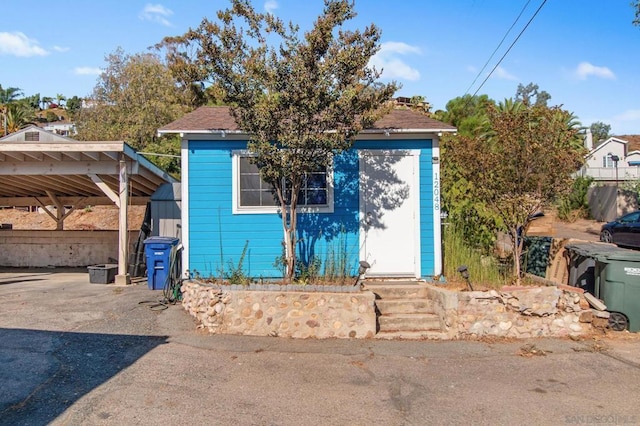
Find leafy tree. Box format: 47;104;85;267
446;102;585;283
405;95;431;114
65;96;83;116
154;36;214;107
21;93;41;110
590;121;611;145
515;82;551;107
45;110;58;122
142;136;182;178
75;48;191;150
634;1;640;26
437;94;500;252
164;0;397;280
433;94;494;135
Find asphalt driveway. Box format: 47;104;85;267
1;269;640;425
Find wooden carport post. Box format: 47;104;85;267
115;158;131;285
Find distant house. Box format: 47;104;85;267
158;106;456;280
38;120;76;137
578;132;640;221
35;108;76;137
577;132;640;182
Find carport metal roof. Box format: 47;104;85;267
0;125;178;284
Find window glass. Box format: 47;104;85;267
237;154;329;209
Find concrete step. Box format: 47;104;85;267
375;330;450;340
364;283;430;299
378;313;441;332
375;298;435;315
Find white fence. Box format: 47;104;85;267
576;166;640;181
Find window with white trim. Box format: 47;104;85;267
602;156;615;168
233;152;333;213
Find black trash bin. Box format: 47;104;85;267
143;237;180;290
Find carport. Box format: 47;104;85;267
0;126;177;284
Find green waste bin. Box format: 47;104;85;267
566;242;640;332
594;249;640;332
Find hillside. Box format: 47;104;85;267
0;205;146;231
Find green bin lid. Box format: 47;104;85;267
565;242;640;262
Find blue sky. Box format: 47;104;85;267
1;0;639;134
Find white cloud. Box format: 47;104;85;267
74;67;102;76
53;45;70;53
264;0;278;14
492;66;517;81
139;3;174;27
574;62;615;80
369;41;421;81
0;31;48;57
613;109;640;122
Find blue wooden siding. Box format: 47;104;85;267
187;138;434;279
187;141;360;279
418;150;435;277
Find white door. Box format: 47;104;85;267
360;150;418;277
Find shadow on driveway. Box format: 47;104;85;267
0;328;167;426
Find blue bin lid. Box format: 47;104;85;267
144;236;180;245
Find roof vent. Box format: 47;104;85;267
24;131;40;142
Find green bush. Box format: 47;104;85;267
556;176;593;221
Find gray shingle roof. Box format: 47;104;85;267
159;106;456;133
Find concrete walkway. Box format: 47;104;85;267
1;269;639;425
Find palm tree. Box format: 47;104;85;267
3;103;35;135
0;84;24;136
41;96;53;109
56;93;66;108
0;85;23;104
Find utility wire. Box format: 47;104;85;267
471;0;548;98
464;0;532;96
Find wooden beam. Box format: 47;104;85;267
88;174;120;207
63;151;81;161
1;160;120;175
103;151;119;161
23;152;44;161
33;197;60;223
116;159;131;285
42;151;63;161
0;142;126;152
0;196;149;207
45;191;65;230
10;175;82;196
82;152;100;161
3;152;24;161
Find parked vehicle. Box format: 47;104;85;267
600;211;640;249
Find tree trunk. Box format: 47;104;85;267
510;227;522;285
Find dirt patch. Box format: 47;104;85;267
0;205;147;231
529;210;603;242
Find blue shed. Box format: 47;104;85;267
158;106;456;280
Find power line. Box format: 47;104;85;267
470;0;548;98
464;0;532;96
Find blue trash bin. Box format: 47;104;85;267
144;237;180;290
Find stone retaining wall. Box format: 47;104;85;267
424;284;595;339
181;280;376;339
182;280;597;340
